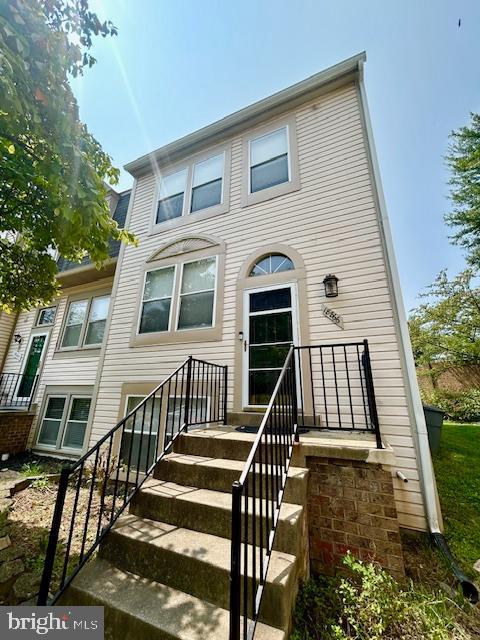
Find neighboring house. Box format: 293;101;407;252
1;53;444;636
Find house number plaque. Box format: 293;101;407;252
321;304;344;329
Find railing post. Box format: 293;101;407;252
229;481;242;640
363;340;382;449
37;465;71;605
291;348;299;442
223;365;228;425
28;375;39;411
183;356;193;434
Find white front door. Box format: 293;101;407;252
242;283;299;408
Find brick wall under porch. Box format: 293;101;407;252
0;412;35;456
306;455;405;581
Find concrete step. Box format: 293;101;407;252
100;514;297;631
174;429;270;462
154;452;308;505
64;558;285;640
130;478;304;557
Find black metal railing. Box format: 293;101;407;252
37;356;227;605
294;340;381;448
229;346;298;640
0;372;38;409
229;339;381;638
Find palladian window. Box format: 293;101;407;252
249;253;294;277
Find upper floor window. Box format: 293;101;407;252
249;253;294;277
139;256;218;334
249;127;289;193
191;153;224;212
154;151;227;229
61;295;110;349
156;168;188;224
37;306;56;326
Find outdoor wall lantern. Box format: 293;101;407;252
14;334;22;345
323;274;339;298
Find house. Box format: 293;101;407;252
0;53;442;638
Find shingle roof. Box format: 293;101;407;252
57;190;131;272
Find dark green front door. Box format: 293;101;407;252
18;335;46;397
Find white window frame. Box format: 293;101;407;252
59;294;110;351
139;256;219;336
175;255;218;332
248;126;291;195
137;265;177;335
150;146;231;235
36;306;57;327
37;393;92;454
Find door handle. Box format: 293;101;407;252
244;340;247;352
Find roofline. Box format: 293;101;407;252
125;52;366;177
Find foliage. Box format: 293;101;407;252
291;553;472;640
433;422;480;575
409;269;480;372
0;0;136;312
422;388;480;423
20;459;61;477
445;113;480;268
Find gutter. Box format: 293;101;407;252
357;60;478;603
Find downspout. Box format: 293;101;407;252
356;59;478;602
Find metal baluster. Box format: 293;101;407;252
344;346;355;429
319;346;329;428
223;365;228;425
332;346;341;429
230;482;242;640
357;344;369;429
243;478;249;639
80;447;100;562
97;436;113;539
61;464;84;588
135;400;148;486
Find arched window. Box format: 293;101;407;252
249;253;294;277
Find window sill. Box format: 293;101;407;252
241;177;300;208
149;202;228;236
130;325;222;347
53;347;102;359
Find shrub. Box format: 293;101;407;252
424;388;480;422
291;553;471;640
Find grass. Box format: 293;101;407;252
433;421;480;577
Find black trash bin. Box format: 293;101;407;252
423;404;444;455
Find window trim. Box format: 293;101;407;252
36;391;92;454
149;145;231;236
36;306;57;327
175;255;218;332
137;264;177;335
131;241;225;347
241;115;300;208
58;290;111;352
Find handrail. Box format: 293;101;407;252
0;372;39;410
38;356;228;606
229;346;298;640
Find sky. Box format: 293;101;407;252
71;0;480;312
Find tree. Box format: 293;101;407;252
445;113;480;267
0;0;135;313
409;269;480;384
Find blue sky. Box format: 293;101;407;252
72;0;480;311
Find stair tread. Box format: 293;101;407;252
161;451;308;479
141;478;303;522
111;513;296;584
69;558;285;640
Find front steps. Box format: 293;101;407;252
62;428;309;639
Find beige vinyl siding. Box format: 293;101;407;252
90;83;426;530
2;278;113;449
0;311;16;368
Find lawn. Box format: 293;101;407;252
433;421;480;578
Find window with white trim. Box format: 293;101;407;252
155;152;226;226
37;394;91;452
37;306;56;326
139;256;218;335
249;127;289;193
61;295;110;349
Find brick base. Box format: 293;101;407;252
307;456;405;581
0;412;35;455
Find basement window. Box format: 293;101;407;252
37;394;91;453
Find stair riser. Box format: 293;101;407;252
174;435;265;461
130;491;303;557
153;459;307;505
100;530;296;631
